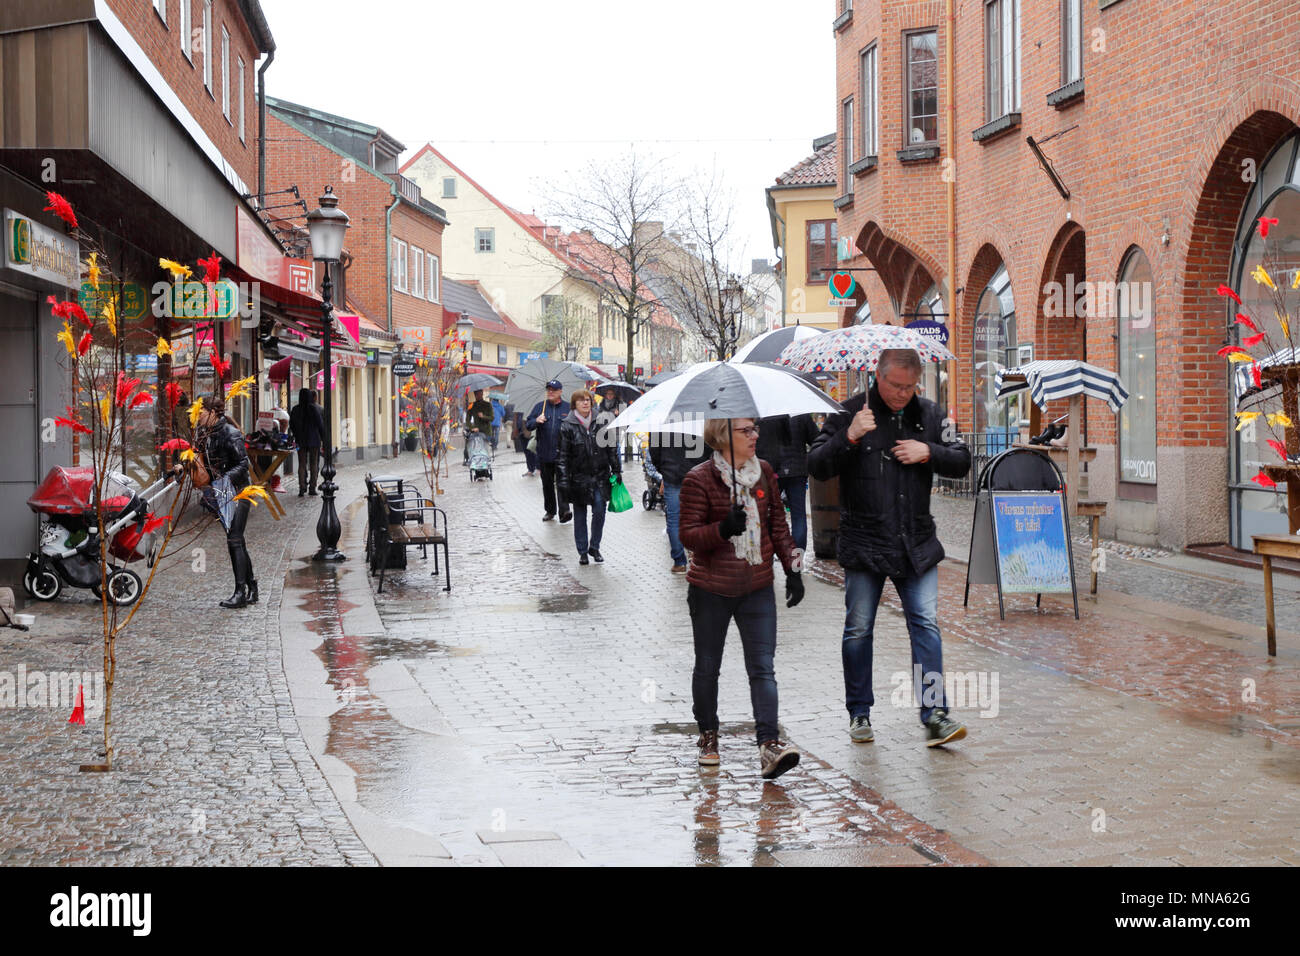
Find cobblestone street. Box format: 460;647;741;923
2;447;1298;866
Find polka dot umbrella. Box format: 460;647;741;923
776;323;955;373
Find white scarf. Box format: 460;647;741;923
713;451;764;565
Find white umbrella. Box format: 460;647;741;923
778;323;955;372
503;357;587;413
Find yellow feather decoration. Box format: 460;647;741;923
1293;270;1300;290
155;337;173;357
188;398;204;428
1251;265;1276;290
99;396;111;429
1227;351;1255;362
102;298;116;337
159;258;192;280
180;448;195;463
56;321;76;357
1278;309;1292;339
232;484;270;507
1236;412;1260;431
86;252;101;290
1268;413;1294;429
225;373;256;401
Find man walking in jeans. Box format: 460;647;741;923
526;380;571;523
809;349;972;747
647;433;708;573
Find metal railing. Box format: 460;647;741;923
394;174;422;205
934;430;1016;497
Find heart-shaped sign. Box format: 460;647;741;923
830;272;856;298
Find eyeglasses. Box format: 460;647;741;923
733;426;760;438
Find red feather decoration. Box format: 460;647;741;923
55;414;92;435
211;351;231;378
1252;363;1263;389
1258;216;1280;239
77;332;92;356
46;295;92;328
198;251;222;283
142;514;170;535
1216;345;1238;357
158;438;191;452
1235;313;1259;333
44;191;78;229
67;685;85;724
115;371;143;407
1251;471;1278;489
129;392;155;409
165;382;185;409
1216;284;1242;305
1267;439;1288;460
1243;332;1266;347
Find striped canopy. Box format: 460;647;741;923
995;360;1129;412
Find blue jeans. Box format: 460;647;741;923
663;482;686;566
688;584;779;744
779;476;808;552
572;486;607;555
842;565;947;724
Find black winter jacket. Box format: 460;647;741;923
556;411;621;507
648;439;709;486
200;418;251;491
526;399;569;463
808;386;970;577
755;413;818;479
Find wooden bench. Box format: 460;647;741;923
366;481;450;594
1076;499;1108;595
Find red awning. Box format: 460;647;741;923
268;356;292;382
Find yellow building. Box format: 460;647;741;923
766;134;842;331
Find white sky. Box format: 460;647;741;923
258;0;834;267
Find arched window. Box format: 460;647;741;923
972;263;1016;435
1117;247;1156;485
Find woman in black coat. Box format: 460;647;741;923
556;389;621;565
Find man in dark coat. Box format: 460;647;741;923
288;387;325;496
809;349;972;749
755;413;818;552
525;380;572;522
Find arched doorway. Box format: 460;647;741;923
1228;130;1300;548
972;262;1024;454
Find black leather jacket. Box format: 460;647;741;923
755;413;818;479
556;411;621;507
200;418;251;491
808;386;970;577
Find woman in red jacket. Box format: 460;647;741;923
679;417;806;779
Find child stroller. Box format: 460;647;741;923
466;430;493;481
24;466;172;606
641;455;664;511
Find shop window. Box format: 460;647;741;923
1117;247;1156;486
905;29;938;145
972;263;1017;440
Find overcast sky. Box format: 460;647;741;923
259;0;834;267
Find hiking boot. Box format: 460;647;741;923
849;715;874;743
588;548;603;563
925;710;967;748
697;730;719;766
758;740;800;779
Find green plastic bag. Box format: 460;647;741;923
608;474;633;513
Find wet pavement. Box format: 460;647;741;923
3;445;1298;866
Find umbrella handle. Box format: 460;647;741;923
727;418;737;505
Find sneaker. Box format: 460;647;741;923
849;715;874;743
758;740;800;779
543;513;556;522
578;553;589;565
589;548;603;563
671;564;688;574
925;710;967;748
559;511;573;524
697;730;719;766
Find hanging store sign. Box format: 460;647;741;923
906;318;951;347
3;209;79;286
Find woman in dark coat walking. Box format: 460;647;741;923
556;389;621;565
679;417;805;779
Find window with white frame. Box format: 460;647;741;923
1061;0;1083;84
905;29;938;145
393;239;408;291
842;97;855;184
861;44;878;159
202;1;212;93
985;0;1021;120
475;228;495;253
411;246;423;298
427;253;440;302
155;0;167;25
221;26;230;120
180;0;191;61
237;56;245;141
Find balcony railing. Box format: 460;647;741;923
394;174;422;205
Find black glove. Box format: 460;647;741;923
718;503;747;539
785;572;805;608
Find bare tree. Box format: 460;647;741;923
653;173;755;362
533;292;597;361
543;152;681;383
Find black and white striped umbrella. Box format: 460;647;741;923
732;325;825;364
994;360;1129;412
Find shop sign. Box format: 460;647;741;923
589;347;604;362
905;319;950;347
393;360;417;378
79;281;150;323
4;209;79;286
399;326;434;349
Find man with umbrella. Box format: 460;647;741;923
808;348;972;748
526;380;572;523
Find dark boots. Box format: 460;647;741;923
220;541;253;609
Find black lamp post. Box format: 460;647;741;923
306;186;350;562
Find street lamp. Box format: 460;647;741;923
721;281;742;360
306;185;350;562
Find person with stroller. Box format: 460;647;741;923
464;389;493;464
679;417;805;779
289;388;324;496
178;395;258;609
556;389;620;565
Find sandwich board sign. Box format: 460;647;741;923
965;488;1079;620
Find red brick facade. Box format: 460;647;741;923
261;112;445;334
833;0;1300;548
104;0;261;190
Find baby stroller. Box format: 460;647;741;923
466;430;493;481
24;466;172;606
641;455;664;511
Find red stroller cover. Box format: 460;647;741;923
27;466;96;515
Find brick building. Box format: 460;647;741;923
263;98;448;461
832;0;1300;551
